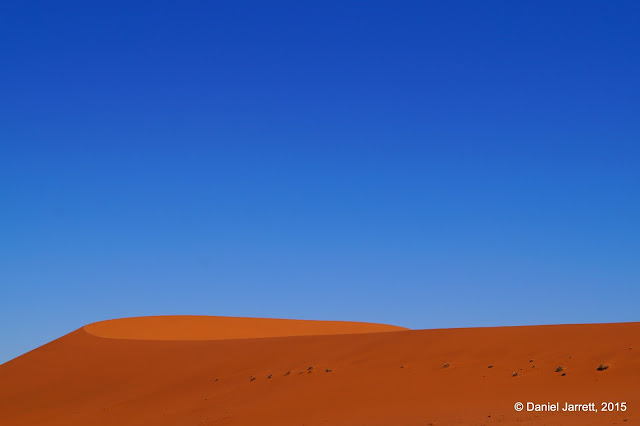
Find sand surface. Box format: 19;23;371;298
1;316;638;425
84;315;407;340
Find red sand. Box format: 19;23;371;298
84;315;407;340
1;316;638;425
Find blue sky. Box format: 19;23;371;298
1;1;639;363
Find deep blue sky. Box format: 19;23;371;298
2;1;639;363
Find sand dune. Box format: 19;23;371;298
84;315;407;340
1;316;638;425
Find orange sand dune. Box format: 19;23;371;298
84;315;408;340
1;317;638;425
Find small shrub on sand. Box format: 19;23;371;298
442;363;450;368
555;366;564;373
597;364;609;371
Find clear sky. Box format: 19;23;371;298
1;1;639;364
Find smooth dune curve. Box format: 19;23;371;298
83;315;408;340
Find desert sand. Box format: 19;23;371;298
0;316;637;425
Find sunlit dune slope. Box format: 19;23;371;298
83;315;408;340
1;317;638;425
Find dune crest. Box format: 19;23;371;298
83;315;408;340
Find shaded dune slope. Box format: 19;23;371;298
1;317;638;425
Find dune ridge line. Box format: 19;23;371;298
82;315;409;341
